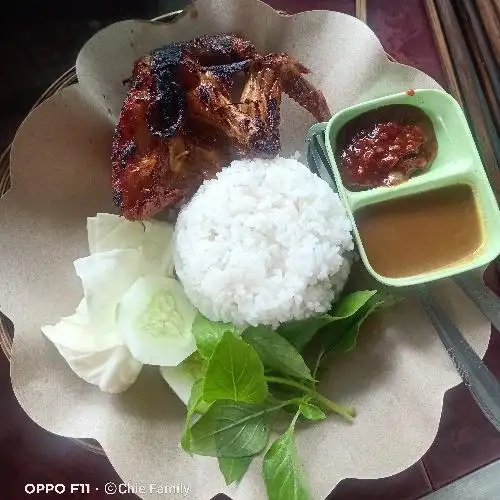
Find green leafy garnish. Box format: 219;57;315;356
181;378;204;453
203;331;268;404
188;400;272;457
192;313;238;360
277;315;333;351
263;412;310;500
318;292;396;366
243;326;314;381
218;456;253;485
299;401;326;421
277;290;377;352
178;288;398;498
330;290;377;318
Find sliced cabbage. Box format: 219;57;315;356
87;217;98;254
87;213;122;253
160;353;205;406
73;249;142;331
55;344;142;393
41;298;120;352
95;218;145;253
87;213;174;277
42;299;143;393
42;212;179;394
141;220;175;277
117;276;197;366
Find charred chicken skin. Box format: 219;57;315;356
111;34;331;220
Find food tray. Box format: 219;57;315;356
0;5;396;458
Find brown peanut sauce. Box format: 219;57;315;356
355;184;483;278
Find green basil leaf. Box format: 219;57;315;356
243;326;313;381
330;293;388;353
266;385;305;415
189;400;271;458
263;414;310;500
314;292;395;373
181;378;204;453
298;402;326;421
192;313;238;360
277;291;378;352
203;331;268;404
329;290;377;318
277;315;333;351
218;456;253;485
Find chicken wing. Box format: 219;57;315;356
111;34;331;220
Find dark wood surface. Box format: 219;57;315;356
2;1;500;499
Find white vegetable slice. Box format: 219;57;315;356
89;213;174;277
87;217;99;254
159;354;204;406
88;213;122;253
95;218;146;253
42;298;143;393
54;343;142;393
117;276;196;366
74;249;142;331
141;220;175;277
41;298;121;352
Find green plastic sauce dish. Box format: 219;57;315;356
322;88;500;288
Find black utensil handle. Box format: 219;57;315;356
454;272;500;333
417;286;500;432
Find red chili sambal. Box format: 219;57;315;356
335;104;437;190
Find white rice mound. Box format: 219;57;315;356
174;157;354;327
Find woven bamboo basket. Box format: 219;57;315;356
0;5;393;456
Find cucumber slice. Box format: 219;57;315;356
117;276;196;366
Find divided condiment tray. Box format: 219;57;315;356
309;89;500;287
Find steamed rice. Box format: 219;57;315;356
174;156;354;327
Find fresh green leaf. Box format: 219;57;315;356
331;315;368;354
266;385;306;415
192;313;238;360
314;291;396;373
330;293;390;353
267;382;306;402
181;378;204;453
203;331;268;404
277;315;333;351
159;351;207;407
277;291;377;352
299;402;326;421
189;400;271;458
263;413;310;500
218;456;253;485
329;290;377;318
243;326;314;381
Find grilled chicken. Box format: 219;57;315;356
111;34;331;220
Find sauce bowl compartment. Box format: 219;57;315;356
321;89;500;287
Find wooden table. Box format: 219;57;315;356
1;1;500;498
